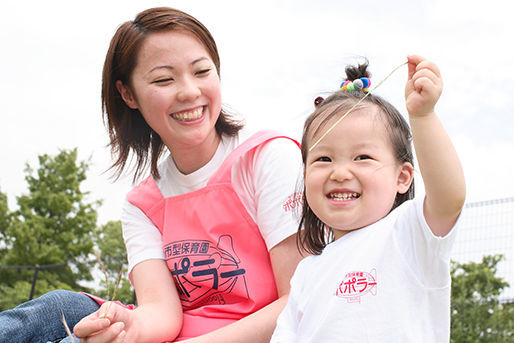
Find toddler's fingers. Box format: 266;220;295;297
407;54;425;79
407;54;425;64
413;77;441;101
412;70;440;93
412;65;443;95
407;55;442;86
412;68;437;83
415;59;441;78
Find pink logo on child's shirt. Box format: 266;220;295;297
335;269;377;303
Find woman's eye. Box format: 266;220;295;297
355;155;371;161
196;68;211;75
153;78;173;84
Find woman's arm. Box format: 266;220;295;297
180;233;304;343
405;55;466;237
74;259;183;343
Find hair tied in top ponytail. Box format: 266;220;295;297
340;77;371;92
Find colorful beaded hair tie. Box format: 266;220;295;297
313;78;371;107
309;61;408;152
340;77;371;92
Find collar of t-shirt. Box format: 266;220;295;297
156;133;240;198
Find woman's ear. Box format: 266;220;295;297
115;80;138;109
397;162;414;194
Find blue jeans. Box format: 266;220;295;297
0;290;100;343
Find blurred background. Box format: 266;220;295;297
1;0;512;335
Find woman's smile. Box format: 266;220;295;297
171;106;205;122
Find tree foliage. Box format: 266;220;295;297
451;255;513;342
93;220;134;305
0;149;100;309
0;190;11;261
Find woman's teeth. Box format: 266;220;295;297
329;192;360;200
172;107;203;121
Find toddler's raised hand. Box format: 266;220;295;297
405;55;443;117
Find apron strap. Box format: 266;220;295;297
126;176;165;230
207;130;300;185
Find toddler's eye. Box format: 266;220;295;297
316;156;331;162
355;155;371;161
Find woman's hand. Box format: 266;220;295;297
73;259;184;342
74;259;183;342
74;302;131;343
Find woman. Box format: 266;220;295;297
0;6;304;343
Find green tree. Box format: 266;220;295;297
0;149;100;310
0;190;11;261
94;220;134;305
451;255;513;342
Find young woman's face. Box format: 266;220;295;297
304;106;412;239
120;30;222;153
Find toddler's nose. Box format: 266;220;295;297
330;163;353;182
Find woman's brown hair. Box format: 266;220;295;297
102;7;243;182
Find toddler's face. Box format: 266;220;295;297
304;106;412;239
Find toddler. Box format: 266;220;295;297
271;55;465;342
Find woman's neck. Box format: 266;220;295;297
168;132;221;175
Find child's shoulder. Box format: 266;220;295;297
297;253;322;271
386;197;422;222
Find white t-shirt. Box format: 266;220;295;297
271;196;459;343
122;129;304;274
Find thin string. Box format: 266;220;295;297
308;61;408;152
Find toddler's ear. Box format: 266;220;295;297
116;80;138;109
397;162;414;194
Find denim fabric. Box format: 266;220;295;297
0;290;99;343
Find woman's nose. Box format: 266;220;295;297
177;77;201;102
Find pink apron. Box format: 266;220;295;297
126;130;300;339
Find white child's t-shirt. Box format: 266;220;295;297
271;196;460;343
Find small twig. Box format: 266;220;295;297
94;250;110;292
110;267;124;302
59;253;126;340
103;266;124;318
309;61;408;151
61;311;75;343
93;251;125;319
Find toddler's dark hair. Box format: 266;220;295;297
298;60;415;255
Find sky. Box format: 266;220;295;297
1;0;513;225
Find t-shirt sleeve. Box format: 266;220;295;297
234;136;304;250
270;256;308;342
121;197;165;281
394;196;461;288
